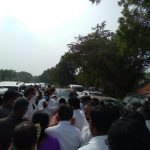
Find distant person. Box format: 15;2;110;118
0;98;29;150
69;90;78;98
12;121;37;150
91;97;100;106
108;118;150;150
32;110;61;150
78;105;120;150
48;98;67;127
80;101;96;146
24;86;38;120
58;98;67;105
68;96;85;130
79;95;91;111
38;90;58;118
0;89;21;119
35;90;43;106
46;104;81;150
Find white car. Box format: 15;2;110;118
69;84;84;96
82;90;103;97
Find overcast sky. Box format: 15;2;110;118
0;0;122;76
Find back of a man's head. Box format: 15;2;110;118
13;97;29;117
3;89;19;104
68;97;80;109
58;104;73;121
23;86;35;98
90;105;120;135
108;118;150;150
32;110;49;131
13;121;37;150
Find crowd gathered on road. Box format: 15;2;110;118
0;84;150;150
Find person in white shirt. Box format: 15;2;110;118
80;102;95;146
45;104;81;150
23;86;38;120
38;90;58;118
78;104;120;150
68;97;85;131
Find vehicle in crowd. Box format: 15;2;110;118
57;88;70;101
39;83;46;90
0;81;25;93
82;90;103;97
123;93;150;105
69;84;84;96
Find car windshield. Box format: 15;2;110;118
72;87;84;92
57;89;69;99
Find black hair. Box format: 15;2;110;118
13;97;29;112
122;111;145;122
58;98;67;105
108;118;150;150
91;97;100;106
32;110;49;131
68;96;80;109
69;91;78;98
32;110;49;144
90;105;120;134
13;121;37;150
24;86;35;97
58;104;73;121
3;89;19;103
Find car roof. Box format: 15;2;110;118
0;81;24;87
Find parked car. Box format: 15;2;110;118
82;90;103;97
69;84;84;96
0;81;25;93
123;93;150;105
57;88;70;101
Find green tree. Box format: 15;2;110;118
17;71;33;82
0;69;17;81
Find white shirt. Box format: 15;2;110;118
38;98;58;118
145;120;150;131
80;120;92;146
73;109;85;130
45;121;81;150
78;135;108;150
24;99;38;120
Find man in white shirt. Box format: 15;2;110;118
38;90;58;118
23;86;38;120
45;104;81;150
68;97;85;131
78;105;120;150
80;102;95;146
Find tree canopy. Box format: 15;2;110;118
35;0;150;97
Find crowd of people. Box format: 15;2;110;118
0;85;150;150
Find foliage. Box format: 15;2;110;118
0;69;36;83
0;69;17;81
39;52;76;86
39;0;150;97
17;71;33;82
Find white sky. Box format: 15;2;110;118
0;0;122;76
